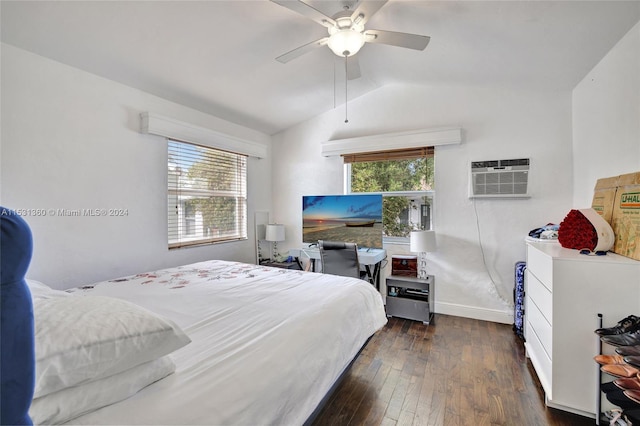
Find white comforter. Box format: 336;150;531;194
65;260;387;425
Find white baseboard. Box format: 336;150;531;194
434;301;513;324
545;398;595;419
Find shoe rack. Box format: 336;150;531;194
595;314;640;425
596;313;604;426
596;313;603;425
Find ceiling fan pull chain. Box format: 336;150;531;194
333;59;336;109
344;55;349;123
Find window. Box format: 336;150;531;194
344;147;434;238
184;202;196;236
168;139;247;249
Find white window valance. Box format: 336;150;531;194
321;127;462;157
140;112;268;159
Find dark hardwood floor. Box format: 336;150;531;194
312;314;595;426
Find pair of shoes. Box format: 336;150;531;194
603;364;640;378
627;356;640;369
596;354;627;365
604;408;630;426
597;315;640;336
602;329;640;347
604;408;624;425
616;377;640;392
625;389;640;405
605;380;622;393
624;408;640;424
606;388;640;409
618;346;640;357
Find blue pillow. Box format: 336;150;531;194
1;207;35;426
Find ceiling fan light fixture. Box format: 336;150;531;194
327;28;365;57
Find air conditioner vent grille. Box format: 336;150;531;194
469;158;530;199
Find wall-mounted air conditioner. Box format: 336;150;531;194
469;158;530;199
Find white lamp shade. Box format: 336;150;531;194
265;224;285;242
410;230;437;253
327;29;365;57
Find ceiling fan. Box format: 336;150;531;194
271;0;430;79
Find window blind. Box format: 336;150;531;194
342;147;434;163
168;139;247;249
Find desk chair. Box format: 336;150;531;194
318;240;361;279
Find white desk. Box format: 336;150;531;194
289;247;387;291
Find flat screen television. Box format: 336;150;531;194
302;194;383;249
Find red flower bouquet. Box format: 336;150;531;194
558;209;598;251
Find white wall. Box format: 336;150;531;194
272;83;573;323
1;44;272;289
572;21;640;207
5;17;635;320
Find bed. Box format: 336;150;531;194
28;260;387;425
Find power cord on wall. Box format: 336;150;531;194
472;199;513;309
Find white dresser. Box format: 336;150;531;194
524;241;640;417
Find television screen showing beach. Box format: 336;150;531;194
302;194;383;249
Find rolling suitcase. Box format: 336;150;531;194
513;261;526;339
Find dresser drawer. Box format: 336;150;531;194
527;299;552;360
527;245;553;290
386;296;432;324
526;270;552;325
525;320;552;398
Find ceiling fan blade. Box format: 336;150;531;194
270;0;336;29
346;56;361;80
350;0;388;26
276;37;329;63
364;29;431;51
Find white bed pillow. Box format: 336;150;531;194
26;279;71;300
30;355;176;425
33;294;190;398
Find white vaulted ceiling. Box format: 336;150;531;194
2;0;639;135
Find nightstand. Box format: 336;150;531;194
262;261;300;270
385;275;434;324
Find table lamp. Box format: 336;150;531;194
410;230;437;279
265;224;285;261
